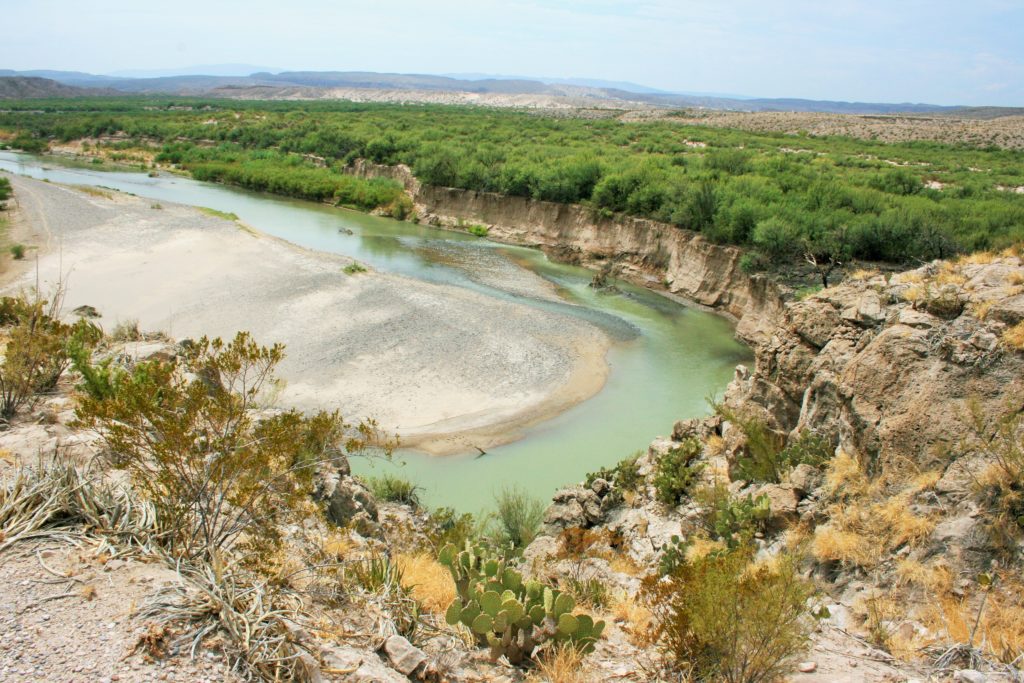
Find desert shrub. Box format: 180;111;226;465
644;546;813;683
0;292;97;418
694;483;770;548
424;506;480;551
466;224;489;237
365;474;422;509
0;176;11;202
778;430;835;470
68;337;121;400
686;181;718;231
74;332;388;563
585;452;642;493
966;402;1024;557
653;438;704;505
715;406;829;483
869;168;922;196
348;553;420;639
9;244;25;260
492;485;545;549
110;319;142;342
565;576;610;610
343;262;367;274
724;411;787;483
1004;321;1024;352
752;217;800;259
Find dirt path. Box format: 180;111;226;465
1;173;611;455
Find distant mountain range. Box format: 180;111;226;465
0;68;1008;116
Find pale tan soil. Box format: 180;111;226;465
623;109;1024;150
0;540;237;682
0;173;611;456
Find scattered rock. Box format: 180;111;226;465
756;483;800;530
382;635;427;676
72;304;102;319
798;661;818;673
787;463;822;496
953;670;987;683
544;485;603;531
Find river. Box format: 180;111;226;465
0;151;751;514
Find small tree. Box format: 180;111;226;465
493;485;545;549
75;331;389;563
803;225;851;288
645;546;813;683
0;292;98;419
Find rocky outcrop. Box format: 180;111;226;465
313;456;381;536
724;258;1024;469
348;161;785;344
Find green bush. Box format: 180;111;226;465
365;474;422;509
644;546;813;683
0;293;97;417
585;452;642;493
778;430;834;470
715;405;796;484
5;99;1024;267
653;438;704;505
9;244;25;260
424;506;480;551
73;332;387;563
493;486;545;549
702;489;771;547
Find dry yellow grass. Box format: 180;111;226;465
893;271;925;285
958;251;997;265
973;299;996;320
924;581;1024;664
1003;321;1024;351
72;185;114;200
850;268;880;281
685;536;726;561
811;525;878;567
935;264;968;287
611;592;655;647
396;552;455;614
909;469;942;492
528;644;587;683
1001;243;1024;258
704;434;725;457
895;559;954;594
608;554;644;577
320;530;353;560
1006;271;1024;286
902;283;927;304
875;497;935;547
813;483;932;568
825;450;868;498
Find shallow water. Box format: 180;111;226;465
0;152;751;513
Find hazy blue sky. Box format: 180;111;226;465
3;0;1023;105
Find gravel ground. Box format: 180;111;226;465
1;174;610;455
0;541;236;683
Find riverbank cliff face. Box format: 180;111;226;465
349;160;785;344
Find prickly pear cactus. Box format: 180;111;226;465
438;543;605;664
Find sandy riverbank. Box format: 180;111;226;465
0;173;611;455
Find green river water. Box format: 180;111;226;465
0;152;751;514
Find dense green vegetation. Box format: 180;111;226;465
1;97;1023;266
